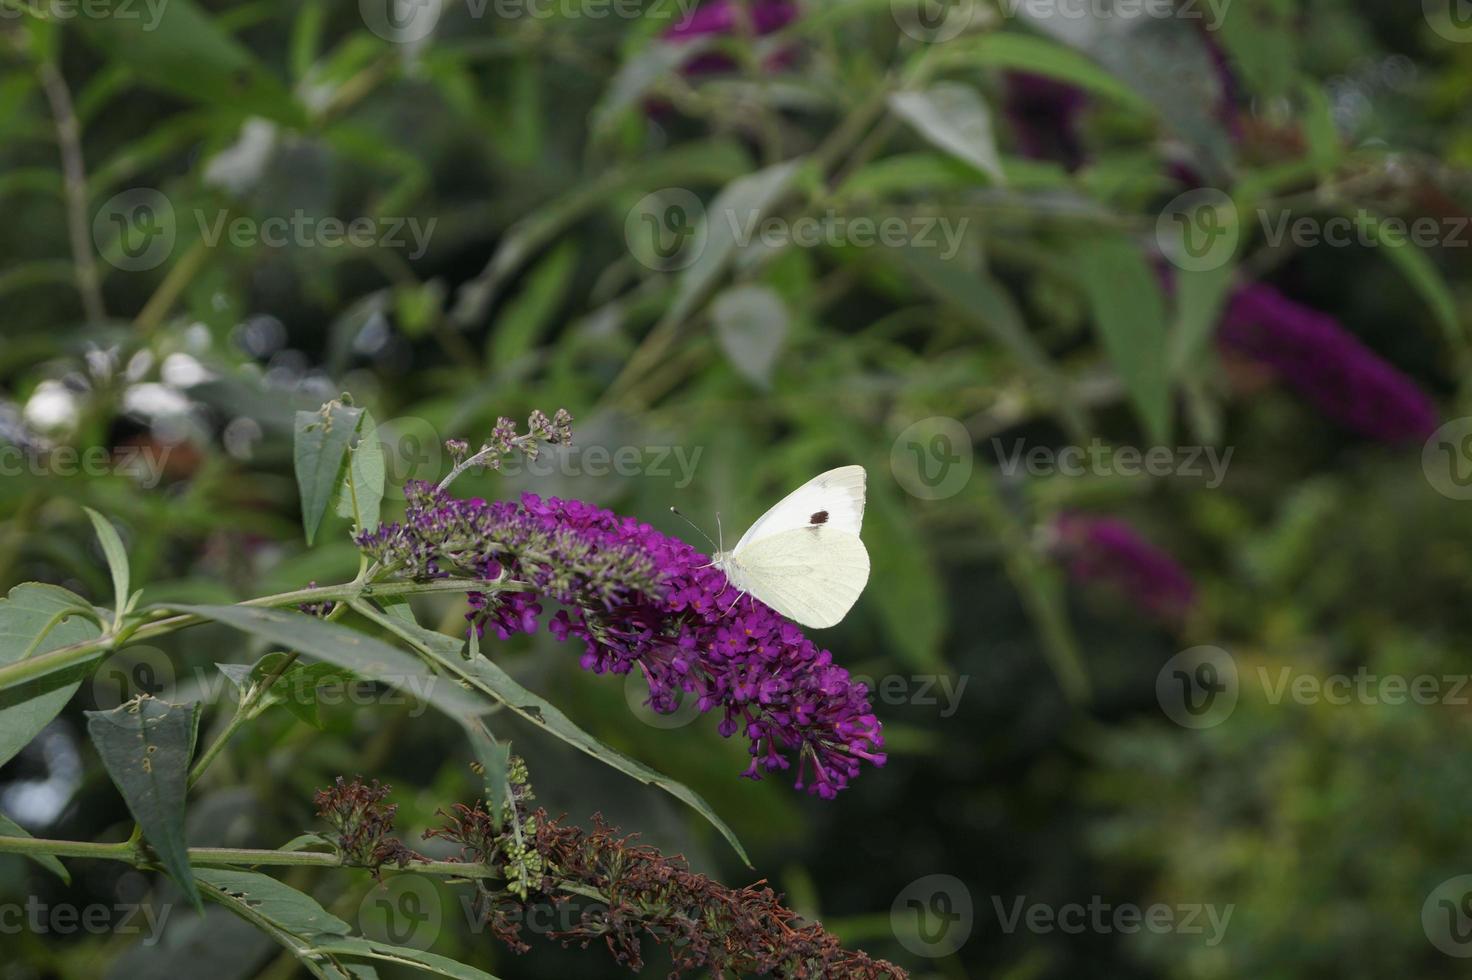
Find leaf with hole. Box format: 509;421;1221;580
85;696;203;910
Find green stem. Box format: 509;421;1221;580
0;834;495;878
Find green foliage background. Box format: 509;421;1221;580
2;0;1472;977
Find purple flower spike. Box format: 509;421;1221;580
1218;283;1438;444
358;482;885;798
1051;513;1196;624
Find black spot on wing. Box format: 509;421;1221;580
809;510;829;525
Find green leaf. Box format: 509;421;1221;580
308;938;503;980
888;84;1004;185
355;602;750;867
82;507;130;627
173;604;487;722
711;284;790;389
76;0;304;124
488;240;579;369
336;411;386;535
85;696;203;911
295;401;364;546
194;868;352;939
0;583;100;767
0;810;70;883
1073;233;1173;443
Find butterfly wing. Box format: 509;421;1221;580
724;527;870;629
733;465;866;552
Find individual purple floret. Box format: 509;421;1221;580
1218;283;1438;444
1050;513;1197;624
357;482;886;798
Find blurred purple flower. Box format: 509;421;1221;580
1003;72;1088;170
1051;513;1196;623
358;482;885;799
663;0;799;76
1218;283;1438;443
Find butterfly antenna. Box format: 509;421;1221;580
670;506;719;552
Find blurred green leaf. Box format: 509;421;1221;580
666;159;804;330
888;83;1004;185
711;284;789;388
1073;233;1173;443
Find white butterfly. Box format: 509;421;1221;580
710;465;871;629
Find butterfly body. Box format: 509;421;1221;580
711;465;870;628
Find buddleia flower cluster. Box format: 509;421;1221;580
429;798;909;979
356;483;886;798
312;777;418;874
